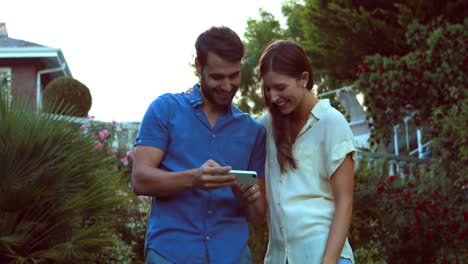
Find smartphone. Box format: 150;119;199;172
229;170;257;185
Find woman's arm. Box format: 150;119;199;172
231;179;267;225
322;153;354;264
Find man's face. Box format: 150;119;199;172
197;52;241;110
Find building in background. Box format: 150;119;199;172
0;22;72;110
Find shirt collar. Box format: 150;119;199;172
310;99;331;120
188;84;204;108
187;83;234;114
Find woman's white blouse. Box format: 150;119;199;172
258;99;356;264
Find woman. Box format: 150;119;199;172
258;39;355;264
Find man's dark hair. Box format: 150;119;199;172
195;26;245;68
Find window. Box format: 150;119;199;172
0;67;12;103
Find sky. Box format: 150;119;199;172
1;0;286;122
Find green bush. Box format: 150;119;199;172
431;99;468;186
0;92;123;262
43;76;92;117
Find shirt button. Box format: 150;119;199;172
212;134;216;138
208;210;212;215
206;236;210;240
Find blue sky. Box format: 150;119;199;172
1;0;285;122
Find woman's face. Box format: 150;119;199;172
262;71;307;115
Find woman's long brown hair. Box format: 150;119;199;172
259;40;314;174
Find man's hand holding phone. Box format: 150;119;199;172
192;159;236;190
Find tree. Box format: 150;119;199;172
237;9;286;116
262;0;467;91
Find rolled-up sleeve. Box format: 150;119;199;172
134;95;171;151
325;113;356;178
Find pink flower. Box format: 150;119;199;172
121;156;129;166
79;124;90;131
95;142;103;149
98;129;110;140
388;175;396;184
109;149;115;155
126;150;134;158
111;120;117;126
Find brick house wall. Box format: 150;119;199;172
0;58;42;106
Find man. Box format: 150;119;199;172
132;26;266;264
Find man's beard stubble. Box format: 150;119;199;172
200;76;237;112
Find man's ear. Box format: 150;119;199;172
195;57;202;75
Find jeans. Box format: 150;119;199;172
337;258;353;264
146;245;252;264
285;257;352;264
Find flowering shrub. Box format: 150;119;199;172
355;18;467;148
350;161;467;263
81;117;148;263
352;18;466;263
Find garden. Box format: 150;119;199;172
1;1;467;263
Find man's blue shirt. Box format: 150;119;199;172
134;84;266;264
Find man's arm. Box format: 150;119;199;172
131;146;237;197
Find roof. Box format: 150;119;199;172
0;36;44;48
0;23;72;77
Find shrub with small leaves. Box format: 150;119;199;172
43;76;92;117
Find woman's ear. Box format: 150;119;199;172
301;71;309;88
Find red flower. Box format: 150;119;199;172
388;175;396;184
407;182;415;188
415;212;421;219
377;185;385;195
450;221;459;232
426;229;432;237
379;64;384;73
403;193;412;201
463;211;468;222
